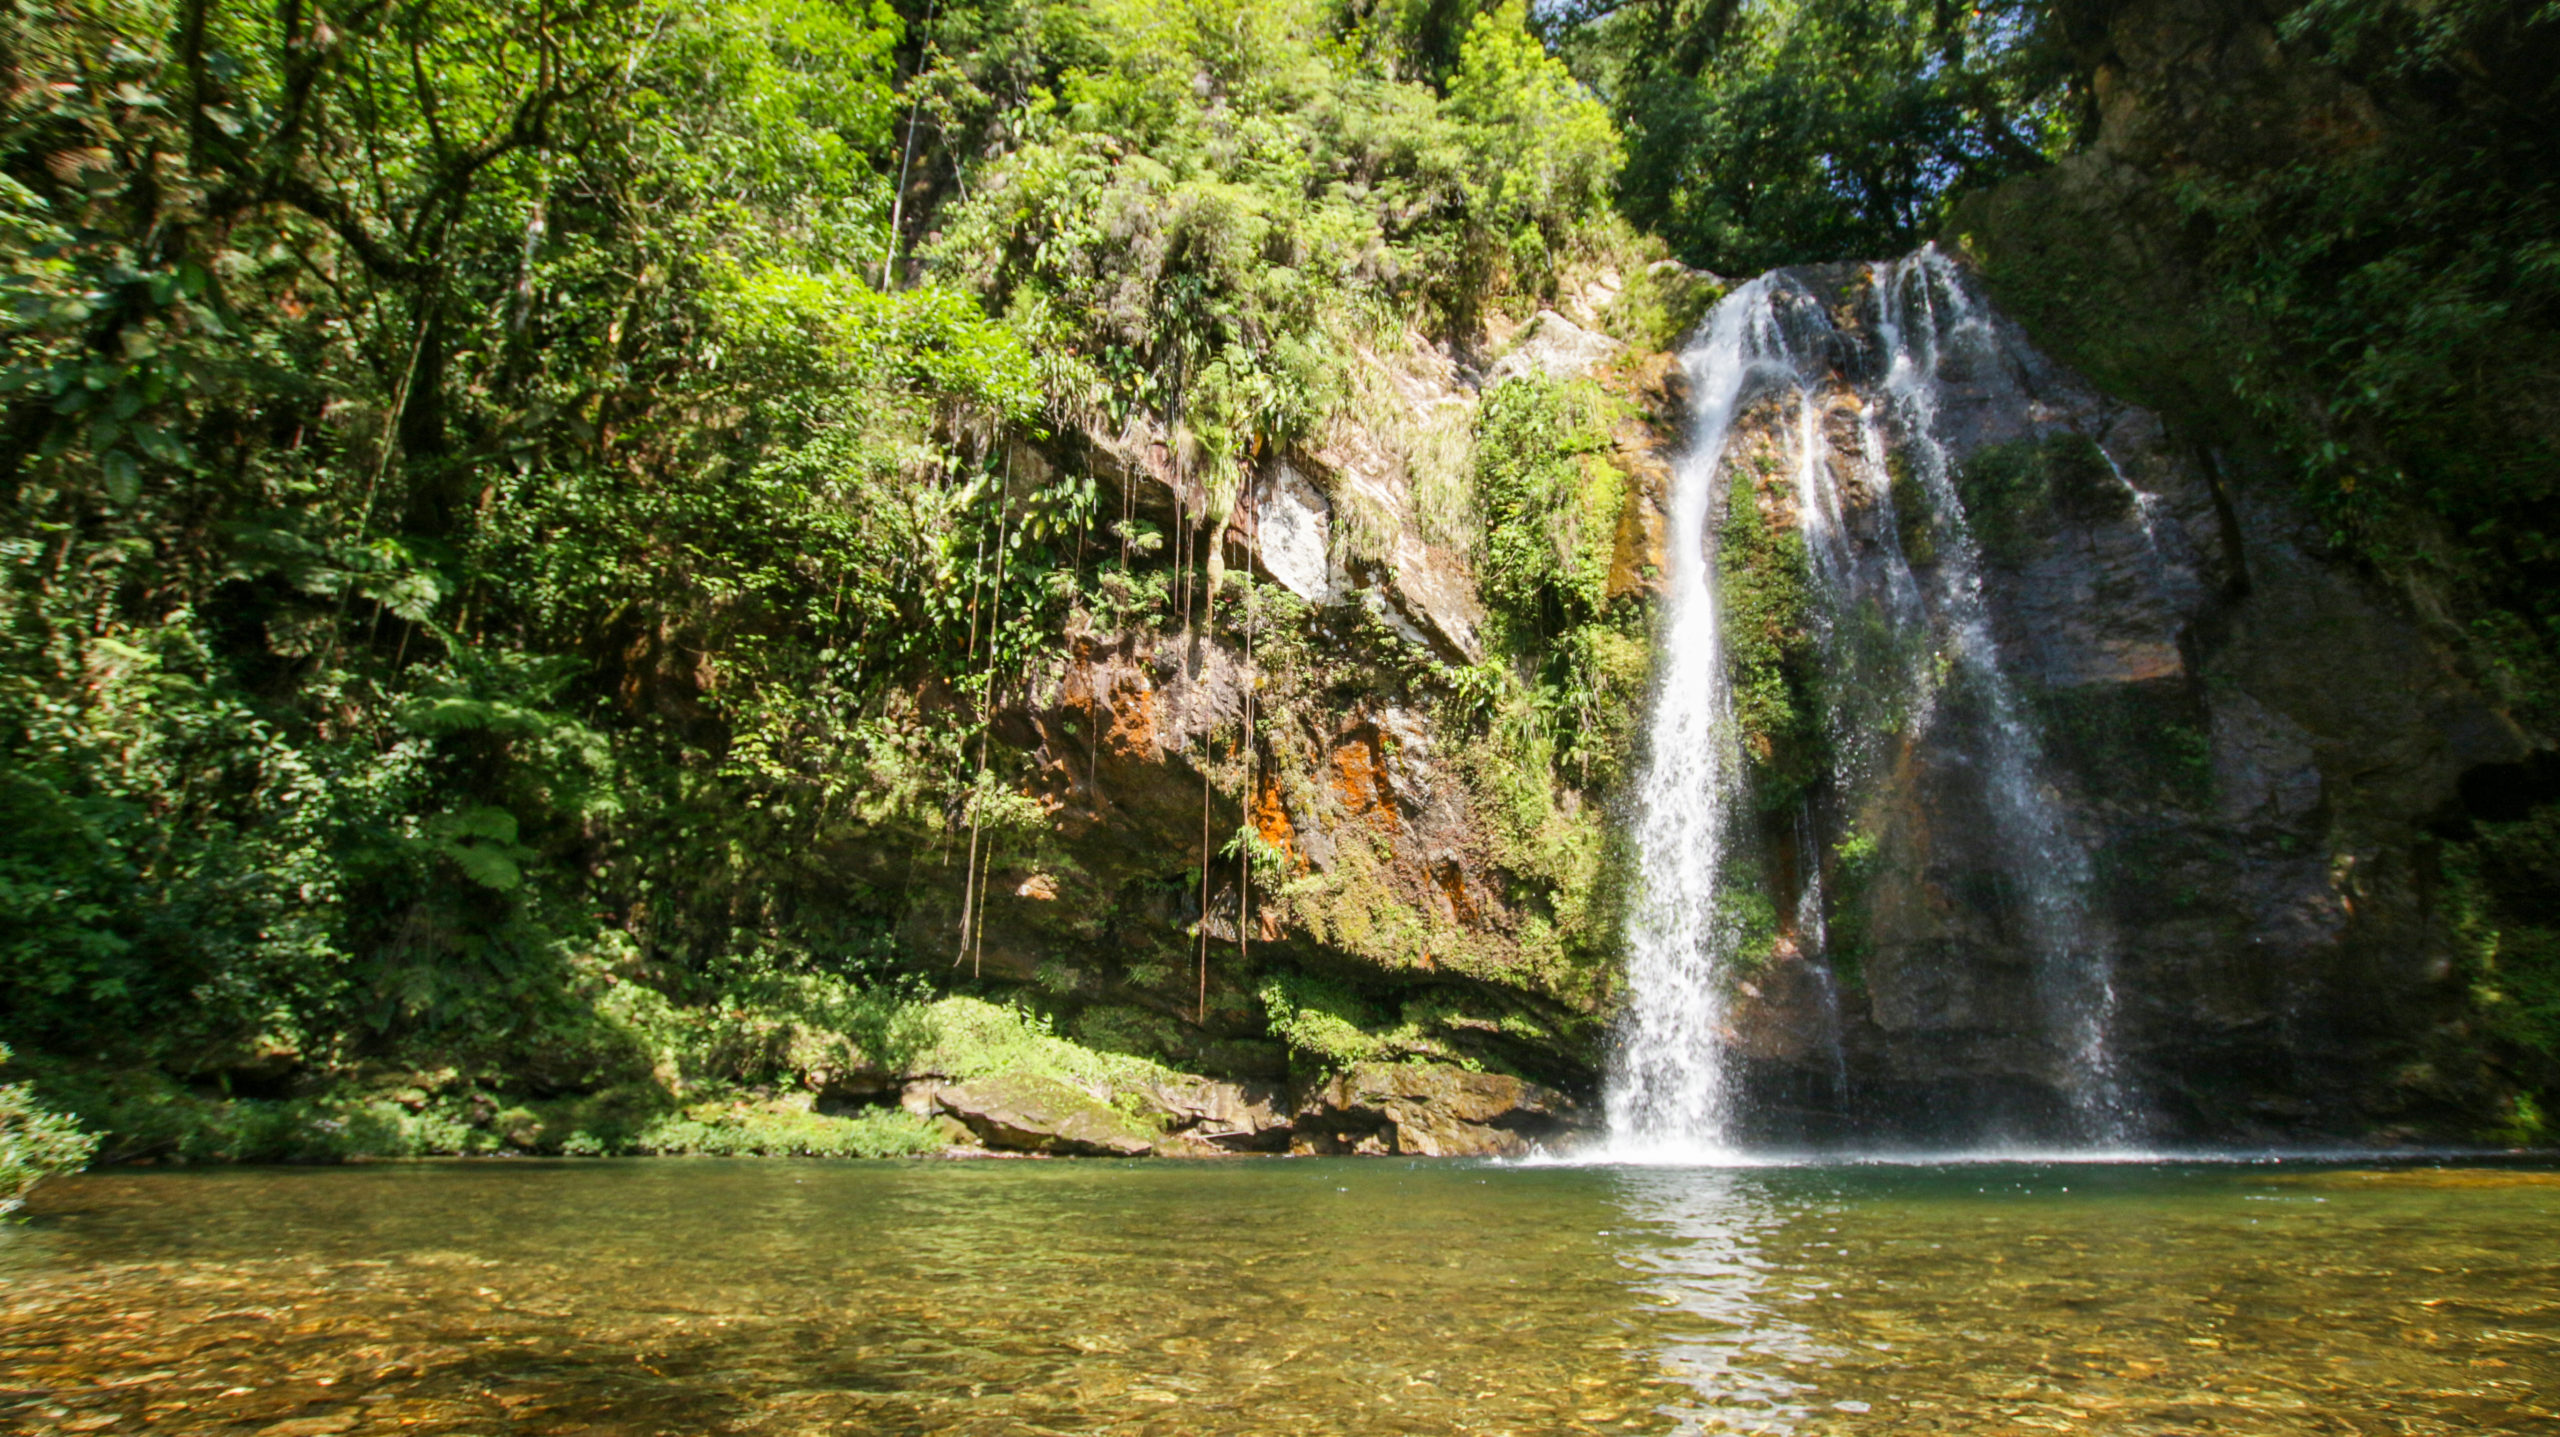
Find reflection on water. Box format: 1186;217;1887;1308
3;1159;2556;1436
1609;1167;1821;1434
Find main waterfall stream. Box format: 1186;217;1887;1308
1608;248;2135;1159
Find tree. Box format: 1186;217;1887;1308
1553;0;2079;273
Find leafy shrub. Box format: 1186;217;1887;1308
909;996;1169;1089
2446;805;2560;1065
0;1045;95;1213
1259;973;1388;1068
24;1070;496;1166
632;1103;944;1159
1442;0;1625;293
1602;260;1727;351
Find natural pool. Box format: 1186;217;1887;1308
3;1158;2555;1435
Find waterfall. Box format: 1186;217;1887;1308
1604;275;1831;1158
1603;246;2136;1158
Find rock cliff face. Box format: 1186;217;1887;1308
851;284;1685;1120
1846;0;2560;1141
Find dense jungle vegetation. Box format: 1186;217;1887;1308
2;0;2554;1162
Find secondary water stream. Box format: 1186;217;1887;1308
6;1159;2556;1436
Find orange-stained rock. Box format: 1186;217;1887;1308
1328;724;1393;826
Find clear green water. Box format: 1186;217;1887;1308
4;1159;2556;1435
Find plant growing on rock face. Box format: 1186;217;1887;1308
1718;462;1823;809
2443;806;2560;1084
1470;375;1648;785
1256;971;1520;1073
1257;972;1387;1069
0;1047;98;1212
631;1104;945;1159
1951;432;2128;566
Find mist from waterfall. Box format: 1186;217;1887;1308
1603;246;2135;1160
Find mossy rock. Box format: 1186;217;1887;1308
1602;260;1726;353
932;1072;1158;1157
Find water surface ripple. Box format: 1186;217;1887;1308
4;1159;2555;1435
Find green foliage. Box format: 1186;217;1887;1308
0;0;1086;1090
0;0;1632;1126
1952;432;2131;565
1471;376;1645;786
1476;378;1617;633
1555;0;2078;273
1223;824;1293;886
1823;828;1883;988
930;0;1622;507
908;996;1171;1089
1259;972;1389;1068
1443;0;1624;289
1601;260;1726;351
2444;805;2560;1064
0;1044;95;1213
1718;463;1822;807
1717;886;1782;975
2486;1092;2547;1148
23;1062;503;1164
1255;970;1535;1074
2182;4;2560;725
633;1103;945;1159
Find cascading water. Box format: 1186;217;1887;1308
1605;275;1834;1158
1604;246;2138;1159
1866;249;2134;1143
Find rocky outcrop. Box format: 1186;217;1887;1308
1871;0;2559;1140
1484;310;1623;387
931;1074;1159;1157
844;302;1676;1097
908;1063;1576;1157
1288;1063;1581;1157
1144;1075;1291;1152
